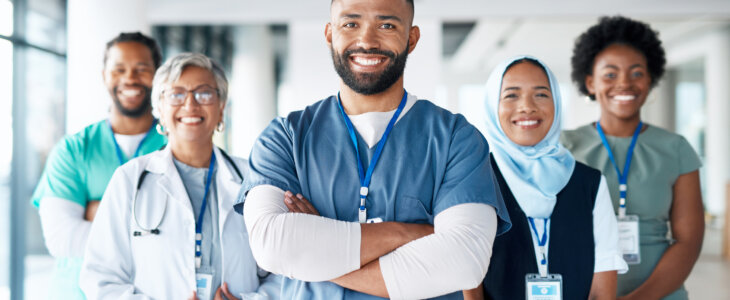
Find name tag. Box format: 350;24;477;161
526;273;562;300
617;214;641;264
196;273;213;300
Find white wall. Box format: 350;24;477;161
66;0;149;134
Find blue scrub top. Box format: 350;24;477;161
236;96;511;300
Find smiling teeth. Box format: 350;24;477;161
516;120;538;126
613;95;635;101
180;117;203;124
353;57;383;66
120;89;141;96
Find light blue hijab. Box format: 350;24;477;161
484;55;575;219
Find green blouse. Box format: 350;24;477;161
561;124;701;300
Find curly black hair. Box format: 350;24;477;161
103;32;162;70
571;16;666;100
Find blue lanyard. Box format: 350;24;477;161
336;90;408;223
595;121;642;216
528;217;549;277
195;151;216;269
107;119;158;165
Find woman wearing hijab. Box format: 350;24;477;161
464;56;627;300
562;16;704;300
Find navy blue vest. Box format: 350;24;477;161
484;157;600;300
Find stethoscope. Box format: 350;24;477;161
132;148;243;237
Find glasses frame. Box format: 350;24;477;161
162;85;220;106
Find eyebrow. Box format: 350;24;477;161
341;14;402;23
502;86;550;92
602;63;644;70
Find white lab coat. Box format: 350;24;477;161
80;147;280;300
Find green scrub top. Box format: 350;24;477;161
561;124;701;300
32;119;167;299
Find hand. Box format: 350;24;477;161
84;200;101;221
187;291;198;300
283;191;320;216
214;282;240;300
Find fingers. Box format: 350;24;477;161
284;191;320;216
213;286;223;300
221;282;240;300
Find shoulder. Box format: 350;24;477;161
50;120;108;161
560;124;596;149
572;161;602;183
644;124;688;145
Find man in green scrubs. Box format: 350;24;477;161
32;32;167;299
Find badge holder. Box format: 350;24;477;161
526;273;562;300
195;273;213;300
617;213;641;264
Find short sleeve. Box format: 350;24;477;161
433;122;511;235
31;137;87;208
234;117;301;214
676;136;702;175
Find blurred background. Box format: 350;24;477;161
2;0;730;299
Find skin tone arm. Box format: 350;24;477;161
284;192;433;298
619;170;704;300
462;284;484;300
84;200;101;221
589;271;617;300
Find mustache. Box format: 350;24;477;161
343;48;396;60
113;84;151;94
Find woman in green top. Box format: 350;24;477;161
561;16;704;300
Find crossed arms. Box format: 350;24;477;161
243;185;498;299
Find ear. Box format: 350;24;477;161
325;22;333;47
585;74;596;96
407;26;420;54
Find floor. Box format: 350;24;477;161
685;226;730;299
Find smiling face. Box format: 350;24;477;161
326;0;419;95
586;43;651;122
498;61;555;147
103;41;156;117
158;66;224;145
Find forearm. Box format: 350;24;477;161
624;239;702;299
589;271;617;300
381;203;497;299
38;197;92;257
331;260;389;298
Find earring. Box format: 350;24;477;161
216;121;225;132
156;123;167;135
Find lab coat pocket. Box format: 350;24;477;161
395;196;433;224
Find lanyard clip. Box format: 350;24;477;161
358;207;367;223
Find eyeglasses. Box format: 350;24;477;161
162;86;219;106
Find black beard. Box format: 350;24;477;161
331;43;409;95
112;85;152;118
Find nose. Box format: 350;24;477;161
517;97;538;114
181;92;201;110
355;24;380;50
121;68;141;85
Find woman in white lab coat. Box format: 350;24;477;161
80;53;280;300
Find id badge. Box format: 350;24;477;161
195;273;213;300
526;273;562;300
617;214;641;264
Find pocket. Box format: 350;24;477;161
395;196;433;224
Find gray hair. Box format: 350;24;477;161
151;52;228;113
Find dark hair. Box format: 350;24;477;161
571;16;666;100
103;32;162;69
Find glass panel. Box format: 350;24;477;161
0;38;13;300
25;0;66;53
22;47;66;300
0;0;12;37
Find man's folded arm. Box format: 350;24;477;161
243;185;433;282
332;203;497;299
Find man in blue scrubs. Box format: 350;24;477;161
237;0;511;299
